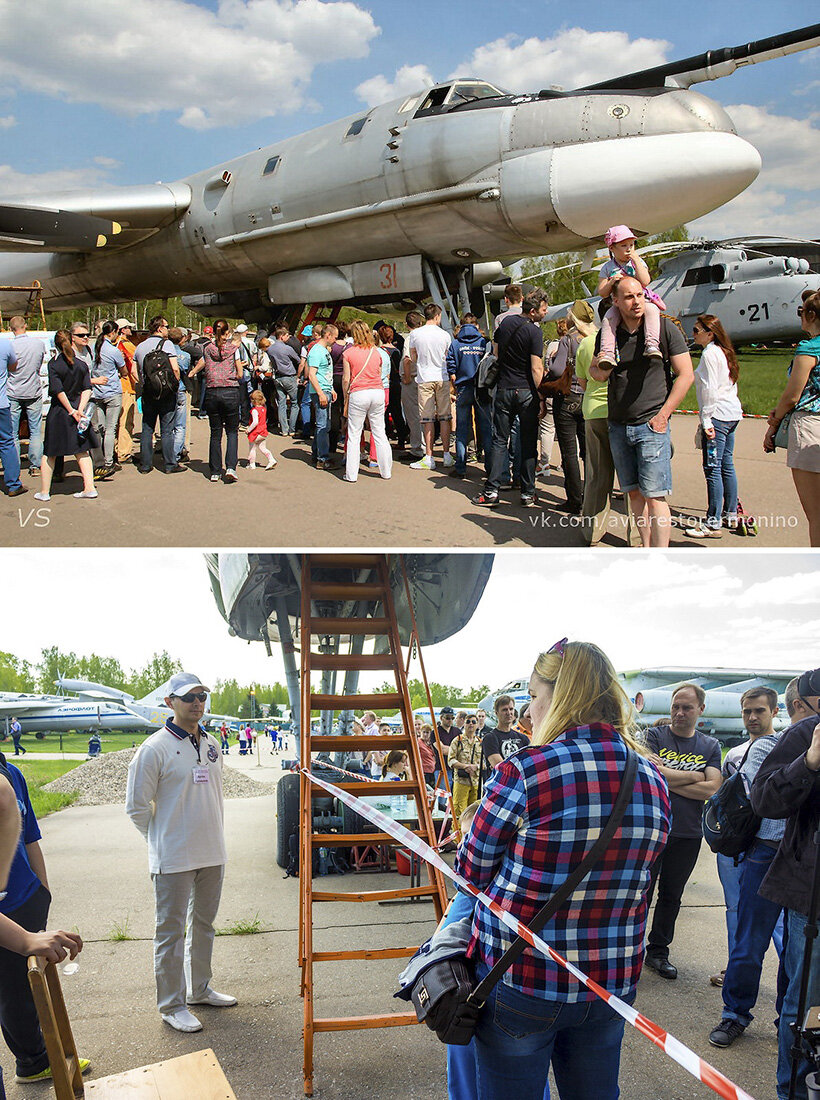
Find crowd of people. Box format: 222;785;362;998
0;239;819;542
390;652;820;1100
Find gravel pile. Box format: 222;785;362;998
44;748;272;806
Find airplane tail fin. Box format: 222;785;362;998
136;680;173;707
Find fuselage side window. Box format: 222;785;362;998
345;117;369;138
263;155;281;176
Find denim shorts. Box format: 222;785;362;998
608;420;672;498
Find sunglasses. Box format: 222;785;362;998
548;637;568;657
465;718;478;724
174;691;208;703
76;332;90;338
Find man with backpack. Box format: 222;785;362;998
133;315;184;475
707;687;784;1049
446;313;490;478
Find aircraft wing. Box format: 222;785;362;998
0;696;65;716
578;22;820;91
0;183;192;252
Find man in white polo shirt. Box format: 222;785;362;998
126;673;236;1033
407;303;452;471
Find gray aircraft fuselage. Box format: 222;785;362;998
0;82;760;316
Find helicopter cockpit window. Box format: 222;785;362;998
681;265;717;287
262;155;280;176
345;116;369;138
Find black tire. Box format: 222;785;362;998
341;771;377;836
276;772;301;868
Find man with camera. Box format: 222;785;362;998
751;667;820;1100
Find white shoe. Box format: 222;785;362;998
410;455;435;470
187;989;237;1008
210;474;220;482
441;453;455;468
248;462;256;469
265;458;277;469
225;469;238;483
161;1009;202;1032
73;490;98;499
34;492;50;501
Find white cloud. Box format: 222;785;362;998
355;64;435;107
1;0;379;130
452;29;670;93
0;163;116;199
689;104;820;239
0;115;16;129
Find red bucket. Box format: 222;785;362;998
395;849;412;876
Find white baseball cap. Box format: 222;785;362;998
167;672;210;696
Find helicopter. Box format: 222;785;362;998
544;236;820;346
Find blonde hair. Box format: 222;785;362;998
530;641;644;754
349;319;375;348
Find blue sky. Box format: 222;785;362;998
2;0;818;239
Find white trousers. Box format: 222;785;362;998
345;388;392;482
400;380;422;454
152;864;224;1014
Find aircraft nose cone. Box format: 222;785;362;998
550;132;761;239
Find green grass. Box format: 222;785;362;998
1;732;152;755
216;914;262;937
107;917;134;942
680;348;791;417
11;759;81;817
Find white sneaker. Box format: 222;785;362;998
248;462;256;469
187;989;237;1008
34;492;50;502
265;458;277;469
410;455;435;470
73;490;98;499
225;469;238;483
441;453;455;468
161;1009;203;1032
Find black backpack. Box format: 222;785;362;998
142;337;177;402
702;747;760;859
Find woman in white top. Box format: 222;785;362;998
686;314;744;538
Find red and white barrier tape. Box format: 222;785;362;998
304;768;757;1100
309;759;454;810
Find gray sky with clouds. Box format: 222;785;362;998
4;551;816;697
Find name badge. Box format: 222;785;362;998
192;766;210;784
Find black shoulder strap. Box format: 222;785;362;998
468;748;638;1006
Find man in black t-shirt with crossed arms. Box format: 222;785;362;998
474;288;547;509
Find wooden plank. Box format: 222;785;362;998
307;617;391;635
310;692;403;711
84;1049;236;1099
309;582;384;600
312;886;438;902
312;947;417;962
309;734;409;750
308;654;397;672
313;1013;418;1033
308;554;382;568
310;780;418;796
310;831;424;845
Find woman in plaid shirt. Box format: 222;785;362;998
454;640;671;1100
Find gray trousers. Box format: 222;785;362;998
91;393;123;467
582;417;615;545
152;864;224;1014
401;379;422;454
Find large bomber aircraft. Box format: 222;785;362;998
0;677;239;738
479;667;801;743
0;24;818;327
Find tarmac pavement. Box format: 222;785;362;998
0;413;808;548
0;755;783;1100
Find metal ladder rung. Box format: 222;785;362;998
310;582;385;601
307;616;391;635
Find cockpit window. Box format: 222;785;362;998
415;81;506;117
262;155;280;176
345;116;369;137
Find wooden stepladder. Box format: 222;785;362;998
297;553;449;1096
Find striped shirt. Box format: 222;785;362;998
739;732;786;844
455;723;670;1002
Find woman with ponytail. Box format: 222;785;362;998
89;320;125;479
453;640;670;1100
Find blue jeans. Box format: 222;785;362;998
471;976;629;1100
311;390;332;462
722;841;784;1026
299;382;312;437
9;395;43;469
608;420;672;498
778;908;820;1100
173;390;187;462
716;852;742;958
701;418;739;528
0;406;22;491
275;375;299;434
455;380;492;473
